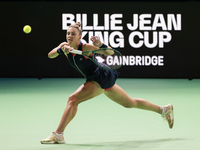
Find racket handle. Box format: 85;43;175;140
70;49;83;55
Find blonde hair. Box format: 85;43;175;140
69;22;82;35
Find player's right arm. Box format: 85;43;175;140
48;42;69;59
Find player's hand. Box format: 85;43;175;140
62;45;73;54
90;36;102;47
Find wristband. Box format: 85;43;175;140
100;43;107;48
57;47;64;55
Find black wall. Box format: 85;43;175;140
0;1;200;79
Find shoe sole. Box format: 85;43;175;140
41;140;66;144
169;104;174;129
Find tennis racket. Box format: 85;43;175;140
70;48;122;70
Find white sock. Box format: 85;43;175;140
160;106;164;115
55;132;63;137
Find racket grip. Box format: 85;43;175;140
70;49;83;55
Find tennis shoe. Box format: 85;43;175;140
161;103;174;129
41;132;66;144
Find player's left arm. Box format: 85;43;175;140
90;36;114;55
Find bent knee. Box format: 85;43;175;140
67;95;81;106
120;99;141;108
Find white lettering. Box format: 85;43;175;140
159;32;172;48
82;14;93;30
110;14;123;30
109;31;124;48
122;55;164;66
144;31;158;48
93;14;104;30
129;31;144;48
139;14;152;30
62;14;75;30
127;14;138;30
168;14;181;30
152;14;167;30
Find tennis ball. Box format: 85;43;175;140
23;25;32;34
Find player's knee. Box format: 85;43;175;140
131;98;145;108
121;99;139;108
67;95;80;106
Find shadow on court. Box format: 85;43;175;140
40;138;186;150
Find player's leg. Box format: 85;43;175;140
104;83;174;128
41;81;104;144
56;81;104;133
104;83;161;113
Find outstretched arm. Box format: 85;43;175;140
48;42;70;59
90;36;114;55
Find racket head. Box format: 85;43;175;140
91;48;123;70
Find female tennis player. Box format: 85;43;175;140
41;22;174;144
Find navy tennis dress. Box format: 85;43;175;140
67;42;119;89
